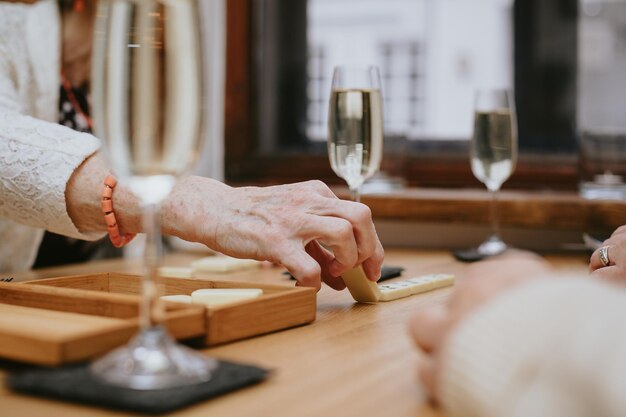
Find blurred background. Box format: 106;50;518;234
197;0;626;251
218;0;581;188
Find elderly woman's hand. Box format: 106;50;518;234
589;225;626;283
407;252;551;401
163;177;384;290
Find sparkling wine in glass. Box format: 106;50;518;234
90;0;217;389
328;66;384;202
470;89;518;256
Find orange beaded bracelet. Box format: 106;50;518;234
102;174;136;248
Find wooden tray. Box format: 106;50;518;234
0;279;205;366
0;272;316;365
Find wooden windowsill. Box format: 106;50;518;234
349;188;626;233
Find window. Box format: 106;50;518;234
225;0;580;189
578;0;626;131
307;0;513;141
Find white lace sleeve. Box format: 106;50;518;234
0;113;103;240
0;4;104;241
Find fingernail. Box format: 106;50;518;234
367;268;381;282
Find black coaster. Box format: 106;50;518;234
378;265;405;281
452;248;488;263
7;360;269;414
284;264;405;282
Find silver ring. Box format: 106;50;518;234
599;246;611;267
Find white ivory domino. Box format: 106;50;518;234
191;256;261;273
158;266;194;278
160;294;193;304
378;273;455;301
342;266;455;303
191;288;263;307
341;266;382;303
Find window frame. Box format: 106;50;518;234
224;0;580;191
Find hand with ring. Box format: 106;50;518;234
589;225;626;283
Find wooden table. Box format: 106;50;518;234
0;249;590;417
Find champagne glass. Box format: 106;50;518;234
470;89;518;256
328;66;384;202
89;0;217;389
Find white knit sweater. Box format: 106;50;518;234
0;0;103;272
440;278;626;417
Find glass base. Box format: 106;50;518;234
477;235;508;257
580;181;626;200
90;326;218;390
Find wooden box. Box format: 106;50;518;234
0;273;316;365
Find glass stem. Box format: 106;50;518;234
488;188;500;239
140;202;163;330
351;185;361;203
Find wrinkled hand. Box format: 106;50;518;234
589;226;626;283
164;177;384;290
407;252;551;401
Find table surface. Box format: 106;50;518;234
0;249;591;417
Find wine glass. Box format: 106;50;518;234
328;66;384;202
470;89;518;256
89;0;217;389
